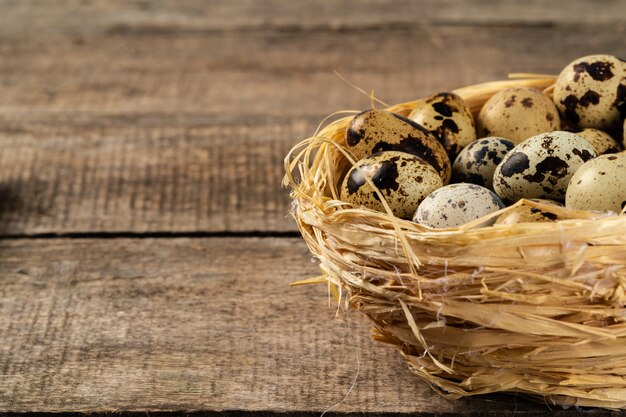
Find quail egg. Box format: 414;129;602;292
413;183;504;228
493;131;597;203
575;128;622;154
451;137;515;190
495;199;563;225
407;92;476;159
340;151;443;219
553;54;626;131
476;87;561;144
566;152;626;213
345;110;451;183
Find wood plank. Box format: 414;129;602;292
1;0;625;39
1;25;625;116
0;26;624;234
0;113;307;233
0;237;612;415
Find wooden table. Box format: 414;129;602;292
1;1;625;415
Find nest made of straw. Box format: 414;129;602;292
283;75;626;409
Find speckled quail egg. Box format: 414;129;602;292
345;110;451;183
623;118;626;148
340;151;443;219
407;92;476;159
566;152;626;213
413;183;504;228
575;128;622;154
476;87;561;144
451;137;515;190
495;199;563;225
553;54;626;131
493;131;597;203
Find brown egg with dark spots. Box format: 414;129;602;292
345;110;451;183
566;152;626;213
340;151;443;219
495;199;563;225
407;92;476;160
493;131;597;203
553;54;626;130
476;87;560;144
576;128;622;154
414;183;504;228
452;137;515;191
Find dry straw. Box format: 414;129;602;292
283;75;626;409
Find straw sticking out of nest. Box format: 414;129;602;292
284;76;626;409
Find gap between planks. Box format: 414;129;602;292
0;231;302;239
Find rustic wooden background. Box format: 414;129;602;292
1;1;625;415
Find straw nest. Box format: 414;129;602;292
283;75;626;409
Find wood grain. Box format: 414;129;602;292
0;237;614;415
0;113;308;233
0;26;624;234
2;25;625;116
1;0;625;39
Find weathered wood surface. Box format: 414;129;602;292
0;238;615;416
1;0;625;38
0;25;624;233
1;1;626;415
0;113;303;233
2;22;625;116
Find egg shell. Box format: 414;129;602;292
340;151;444;219
576;128;622;154
623;118;626;148
345;110;451;183
407;92;476;159
553;54;626;131
566;152;626;213
452;137;515;191
493;131;597;203
495;199;563;225
476;87;561;144
413;183;504;228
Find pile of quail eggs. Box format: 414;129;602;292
339;54;626;228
